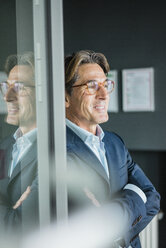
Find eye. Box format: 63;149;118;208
104;82;108;88
14;82;24;92
106;80;114;92
104;80;110;88
87;81;97;89
13;82;27;94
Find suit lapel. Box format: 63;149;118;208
103;132;121;193
67;127;110;184
9;140;37;183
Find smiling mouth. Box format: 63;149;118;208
95;106;105;109
8;107;19;114
94;105;106;112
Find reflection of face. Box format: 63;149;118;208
66;63;109;134
4;65;36;134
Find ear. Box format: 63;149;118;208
65;93;70;108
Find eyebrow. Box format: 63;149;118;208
6;80;25;84
15;81;30;85
86;80;96;83
86;78;108;83
7;80;34;86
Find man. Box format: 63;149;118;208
0;52;38;235
65;50;160;247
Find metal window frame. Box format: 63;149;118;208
50;0;68;223
33;0;68;227
33;0;51;226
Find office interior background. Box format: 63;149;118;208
0;0;165;247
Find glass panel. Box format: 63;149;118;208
0;0;67;247
0;0;40;246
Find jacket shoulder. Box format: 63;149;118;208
104;130;125;145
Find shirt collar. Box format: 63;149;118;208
66;118;104;143
13;128;37;145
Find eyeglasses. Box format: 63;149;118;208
0;81;35;96
71;79;114;95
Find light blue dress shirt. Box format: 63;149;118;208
9;128;37;177
66;119;109;177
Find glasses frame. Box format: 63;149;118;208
71;79;114;95
0;81;35;96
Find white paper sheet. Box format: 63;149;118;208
122;68;155;112
107;70;119;113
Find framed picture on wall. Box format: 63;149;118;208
122;67;155;112
107;70;118;112
0;71;7;114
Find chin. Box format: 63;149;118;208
100;113;109;122
97;116;109;124
6;116;19;126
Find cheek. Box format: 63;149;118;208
19;96;36;115
79;95;93;115
70;90;94;116
71;91;85;110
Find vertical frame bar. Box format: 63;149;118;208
33;0;51;227
50;0;68;222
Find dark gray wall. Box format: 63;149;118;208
0;0;17;139
0;0;34;141
0;0;33;69
16;0;34;53
63;0;166;151
0;0;17;70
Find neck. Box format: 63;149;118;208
66;116;97;135
80;125;97;135
20;123;36;135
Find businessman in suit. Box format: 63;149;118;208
0;52;38;236
65;50;160;248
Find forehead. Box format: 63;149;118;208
77;63;106;80
8;65;34;84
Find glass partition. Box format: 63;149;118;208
0;0;39;245
0;0;67;246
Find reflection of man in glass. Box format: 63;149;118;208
4;53;36;133
0;52;38;235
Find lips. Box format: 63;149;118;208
95;106;105;109
7;104;19;114
94;103;106;112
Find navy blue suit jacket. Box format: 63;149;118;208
66;126;160;248
0;134;38;235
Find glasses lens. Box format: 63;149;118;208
0;82;8;95
0;81;24;96
87;81;98;94
14;82;22;93
106;80;114;93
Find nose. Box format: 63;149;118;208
95;83;108;99
4;87;17;102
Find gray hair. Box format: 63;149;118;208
65;50;110;95
5;51;34;78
